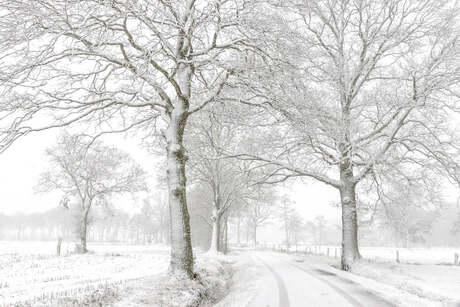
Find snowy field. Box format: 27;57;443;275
282;245;460;265
359;246;460;265
0;241;170;306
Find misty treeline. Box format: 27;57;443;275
2;195;460;250
0;202;169;244
1;0;460;277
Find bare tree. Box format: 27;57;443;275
246;188;275;246
277;199;307;250
234;0;460;270
278;198;296;248
37;134;146;253
188;110;254;253
0;0;259;278
374;173;441;247
288;211;307;251
314;215;327;248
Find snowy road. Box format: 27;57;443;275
250;252;396;307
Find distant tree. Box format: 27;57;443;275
37;134;147;253
151;195;170;244
188;109;254;253
378;179;441;247
187;185;213;249
278;199;296;248
288;211;307;250
246;188;276;246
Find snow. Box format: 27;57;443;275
279;250;460;306
295;254;437;306
214;252;264;307
285;245;460;265
352;261;460;305
224;249;460;306
0;241;170;256
3;241;460;306
359;247;460;265
114;252;234;307
0;241;169;306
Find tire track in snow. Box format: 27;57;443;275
289;262;363;307
289;262;395;307
255;255;290;307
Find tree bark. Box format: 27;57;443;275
56;237;62;256
246;219;250;244
80;217;88;253
339;166;361;271
253;224;257;247
236;213;241;244
209;210;221;253
78;201;92;254
165;86;194;278
222;216;228;254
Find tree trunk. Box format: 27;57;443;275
236;213;241;244
209;210;221;253
78;202;92;254
165;88;194;278
246;220;250;244
222;216;228;254
285;220;290;249
253;224;257;247
56;237;62;256
339;167;361;271
80;217;88;253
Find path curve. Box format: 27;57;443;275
250;252;395;307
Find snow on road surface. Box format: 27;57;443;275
248;252;396;307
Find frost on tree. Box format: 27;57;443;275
37;134;147;253
234;0;460;270
187;107;258;253
0;0;257;278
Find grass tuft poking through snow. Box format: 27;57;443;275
155;256;233;307
114;254;233;307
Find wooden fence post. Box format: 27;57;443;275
396;250;400;263
454;253;459;266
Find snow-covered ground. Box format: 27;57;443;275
0;241;170;306
279;249;460;306
4;241;460;306
0;240;170;256
214;252;263;307
114;252;234;307
352;261;460;305
226;249;460;306
359;247;460;265
283;245;460;265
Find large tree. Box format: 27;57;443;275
0;0;258;277
38;133;146;253
235;0;460;270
